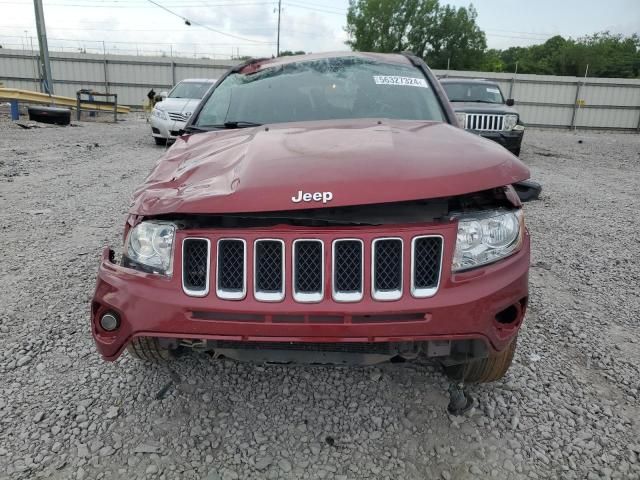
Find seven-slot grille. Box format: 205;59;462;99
463;113;504;132
182;235;443;301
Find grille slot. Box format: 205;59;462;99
464;113;504;132
293;240;324;302
332;239;363;302
254;239;285;301
216;239;246;300
372;238;403;300
182;238;210;296
411;236;443;297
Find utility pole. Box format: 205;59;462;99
276;0;281;57
33;0;54;94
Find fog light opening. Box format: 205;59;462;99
100;312;120;331
495;305;519;325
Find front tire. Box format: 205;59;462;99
444;336;517;383
127;337;174;361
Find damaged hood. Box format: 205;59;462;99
131;119;529;216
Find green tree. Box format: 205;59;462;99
346;0;486;69
479;48;506;72
495;33;639;78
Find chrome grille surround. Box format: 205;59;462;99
463;113;505;132
332;239;364;303
216;238;247;300
167;112;188;122
371;237;403;301
182;238;211;297
182;234;443;303
253;239;286;302
292;239;324;303
410;235;444;298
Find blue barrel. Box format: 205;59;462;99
10;100;19;120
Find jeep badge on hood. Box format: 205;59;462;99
291;190;333;203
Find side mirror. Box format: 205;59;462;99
506;98;515;107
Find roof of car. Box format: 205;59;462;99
439;78;499;85
239;51;413;73
179;78;218;83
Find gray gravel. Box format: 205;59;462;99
0;118;639;480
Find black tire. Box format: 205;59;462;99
444;336;517;383
154;136;167;146
127;337;174;361
28;106;71;125
511;147;521;156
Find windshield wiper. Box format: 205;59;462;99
223;121;263;129
182;125;211;134
201;121;263;129
450;99;499;104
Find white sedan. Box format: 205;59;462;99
150;78;217;145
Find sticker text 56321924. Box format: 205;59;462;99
373;76;429;88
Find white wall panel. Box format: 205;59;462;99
2;50;639;129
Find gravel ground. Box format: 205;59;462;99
0;118;639;480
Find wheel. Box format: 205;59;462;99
444;336;517;383
127;337;174;361
154;136;167;146
511;147;521;156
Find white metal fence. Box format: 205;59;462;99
0;49;239;106
1;49;639;130
433;69;640;131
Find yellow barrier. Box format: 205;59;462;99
0;87;131;114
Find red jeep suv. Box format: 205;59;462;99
92;52;530;383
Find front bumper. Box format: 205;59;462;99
91;228;530;361
472;129;524;153
150;116;186;141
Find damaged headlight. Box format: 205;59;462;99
452;210;524;272
503;114;518;131
123;221;176;275
151;108;168;120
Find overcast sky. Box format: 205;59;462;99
1;0;638;59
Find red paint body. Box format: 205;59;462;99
93;223;529;361
91;53;531;361
130;120;528;216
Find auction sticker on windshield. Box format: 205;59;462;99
486;87;500;93
373;76;428;88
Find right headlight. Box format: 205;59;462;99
503;114;518;131
151;108;168;121
123;221;176;275
452;210;524;272
455;112;467;128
